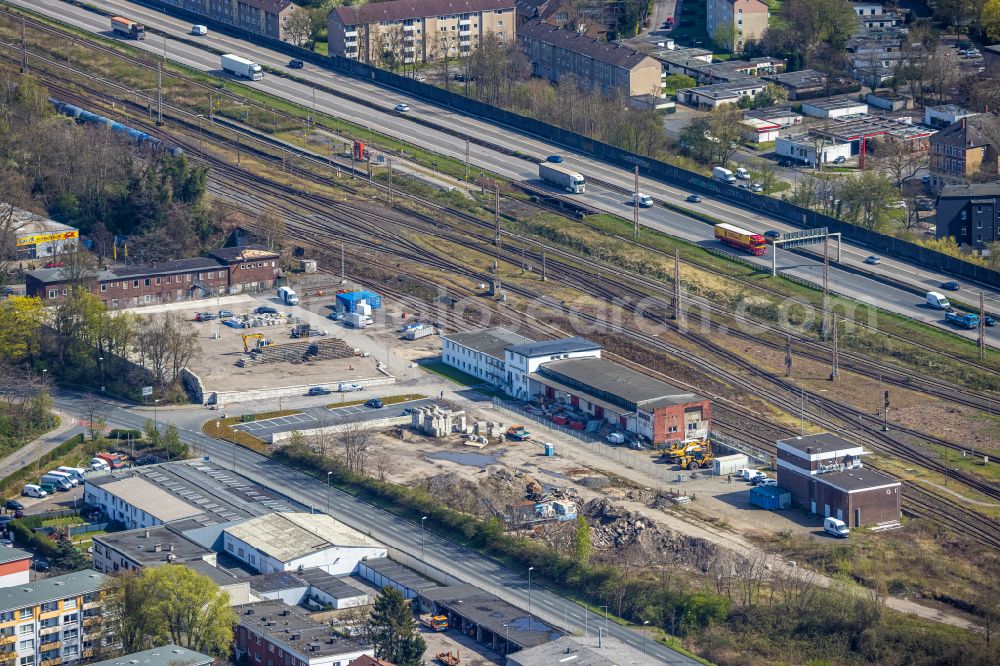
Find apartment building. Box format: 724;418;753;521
0;571;107;666
936;183;1000;251
328;0;516;65
928;115;1000;192
706;0;769;52
518;20;662;98
154;1;300;42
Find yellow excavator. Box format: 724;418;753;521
676;442;716;471
242;333;270;353
660;439;706;464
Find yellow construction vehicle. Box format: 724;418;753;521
242;333;269;353
676;442;715;470
660;439;706;464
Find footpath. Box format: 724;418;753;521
0;410;82;481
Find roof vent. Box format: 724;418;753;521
245;609;254;615
153;544;162;553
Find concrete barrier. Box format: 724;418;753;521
207;375;396;406
270;414;410;444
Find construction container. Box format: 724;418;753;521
543;442;554;457
405;326;433;340
359;290;382;309
299;259;317;273
343;312;369;328
750;486;791;510
712;453;749;477
357;302;372;316
336;291;380;312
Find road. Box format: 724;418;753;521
51;391;699;664
8;0;1000;347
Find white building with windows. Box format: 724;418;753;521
440;327;533;387
504;338;602;400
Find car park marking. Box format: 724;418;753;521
233;413;318;432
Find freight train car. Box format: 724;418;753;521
714;223;766;256
48;98;183;156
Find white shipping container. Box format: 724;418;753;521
712;454;749;476
405;326;434;340
344;312;368;328
357;302;372;316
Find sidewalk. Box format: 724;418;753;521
0;410;82;481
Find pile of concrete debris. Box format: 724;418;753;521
583;498;718;569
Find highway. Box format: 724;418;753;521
53;391;697;664
8;0;1000;346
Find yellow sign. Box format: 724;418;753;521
16;230;79;247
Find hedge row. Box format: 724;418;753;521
107;429;142;440
0;433;85;498
7;519;58;558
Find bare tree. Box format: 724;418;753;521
870;137;926;189
338;423;373;475
733;551;771;608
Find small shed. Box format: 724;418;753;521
713;453;748;476
750;485;791;510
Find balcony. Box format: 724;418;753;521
39;626;60;636
82;602;99;611
82;618;101;628
41;659;62;666
0;636;14;646
0;651;15;664
81;650;95;659
39;640;61;651
403;24;414;31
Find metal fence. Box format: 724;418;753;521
35;522;109;537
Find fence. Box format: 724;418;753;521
35;522;109;537
135;2;1000;288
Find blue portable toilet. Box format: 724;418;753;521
543;443;555;457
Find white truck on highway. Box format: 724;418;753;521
539;163;586;194
713;166;736;184
221;54;264;81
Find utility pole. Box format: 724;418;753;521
821;232;830;340
673;249;681;320
785;334;793;377
633;166;640;238
156;61;163;125
311;85;316;127
883;390;890;431
830;316;839;381
465;139;470;182
494;184;501;271
541;246;547;281
208;92;213;122
388;159;393;207
20;16;27;73
979;291;986;361
340;242;345;280
236;134;241;167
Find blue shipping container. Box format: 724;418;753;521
750;486;791;510
359;290;382;309
336;291;366;313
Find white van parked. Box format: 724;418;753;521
824;516;850;538
926;291;951;310
45;470;78;486
57;466;87;483
22;484;47;498
337;382;363;392
90;458;111;472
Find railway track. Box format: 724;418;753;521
24;74;1000;548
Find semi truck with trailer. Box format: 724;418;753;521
713;166;736;184
539;163;586;193
221;54;264;81
111;16;145;40
714;223;767;256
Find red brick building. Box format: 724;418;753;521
776;433;900;527
528;356;711;445
25;245;280;310
234;600;372;666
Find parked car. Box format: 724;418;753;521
831;156;847;164
606;432;626;445
686;194;701;203
365;398;383;409
288;59;304;69
4;500;22;511
196;312;217;321
750;183;764;193
757;478;778;487
415;74;427;82
546;155;564;163
393;103;410;112
778;158;794;167
307;387;331;396
940;281;961;291
32;559;50;572
864;255;881;265
915;198;934;211
255;306;278;314
218;309;234;318
751;474;772;486
764;230;781;240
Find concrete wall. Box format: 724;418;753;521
208;375;395;406
270;414;412;444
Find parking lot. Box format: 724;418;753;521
233;412;319;434
232;398;437;440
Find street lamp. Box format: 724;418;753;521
326;471;333;513
642;620;650;654
527;566;535;621
153;399;161;433
600;604;608;633
99;356;104;392
503;624;509;655
420;516;428;561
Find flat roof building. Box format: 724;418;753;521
0;547;32;589
800;96;869;119
441;327;533;387
356;558;440;600
1;204;79;261
86;645;213;666
507;635;658;666
235;600;372;666
675;79;767;109
222;512;386;576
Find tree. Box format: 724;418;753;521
748;158;779;193
987;241;1000;270
366;587;425;666
283;8;313;47
707;106;743;165
663;74;696;92
50;527;88;571
0;296;45;363
105;566;234;656
713;21;738;52
986;0;1000;41
839;171;898;231
870;137;927;189
571;515;591;564
753;83;789;109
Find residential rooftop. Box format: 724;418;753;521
766;69;828;89
334;0;513;25
0;570;106;612
939;183;1000;198
442;327;533;361
533;357;702;409
225;512;381;561
235;600;369;657
506;337;601;357
93;524;213;565
519;20;654;70
680;79;765;100
86;646;213;666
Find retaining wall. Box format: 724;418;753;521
209;375;396;407
270;414;410;444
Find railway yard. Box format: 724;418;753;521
2;4;1000;664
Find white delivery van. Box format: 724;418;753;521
44;470;78;487
191;25;208;35
635;193;654;208
824;516;850;538
926;291;950;310
40;473;74;491
22;484;47;498
57;466;87;483
337;382;363;392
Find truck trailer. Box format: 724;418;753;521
111;16;145;40
714;223;767;256
221;54;264;81
539;163;585;194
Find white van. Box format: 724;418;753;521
635;193;654;208
40;473;73;491
734;167;750;180
89;458;111;472
191;25;208;36
337;382;363;392
45;470;78;487
22;484;47;498
824;516;850;538
926;291;950;310
57;467;86;483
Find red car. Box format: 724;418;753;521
44;261;64;268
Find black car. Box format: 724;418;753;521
307;387;332;396
985;315;997;327
940;281;961;291
764;230;781;240
778;158;793;167
4;500;22;511
197;312;218;321
365;398;383;409
686;194;701;203
32;559;50;572
255;306;279;314
288;59;304;69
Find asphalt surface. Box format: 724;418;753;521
232;398;435;440
11;0;1000;346
51;390;700;664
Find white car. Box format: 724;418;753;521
865;255;881;265
606;432;626;445
394;103;410;113
757;478;778;487
746;470;766;482
750;183;764;193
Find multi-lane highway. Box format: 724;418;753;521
9;0;1000;345
51;391;698;664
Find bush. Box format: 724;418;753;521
107;429;142;440
0;433;85;498
7;520;58;558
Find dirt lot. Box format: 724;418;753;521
419;626;503;666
